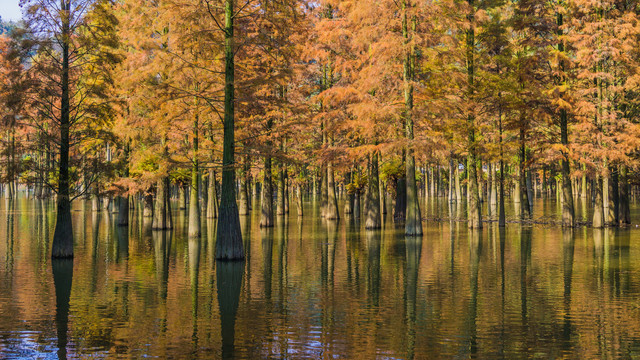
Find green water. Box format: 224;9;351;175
1;196;640;359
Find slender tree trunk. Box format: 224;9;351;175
216;0;244;260
394;176;406;221
143;190;154;218
557;11;575;227
239;156;250;216
607;166;618;226
365;152;381;229
465;0;481;229
117;143;131;227
379;171;386;218
52;1;73;258
296;184;303;217
449;158;456;204
284;168;290;214
326;161;339;220
153;177;173;230
519;129;531;219
207;169;218;219
593;175;604;228
321;167;328;218
344;170;353;215
277;161;285;216
402;0;422;235
260;156;274;227
619;167;630;225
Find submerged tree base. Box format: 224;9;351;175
216;202;244;261
52;197;74;258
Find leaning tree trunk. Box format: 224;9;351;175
52;5;73;258
365;152;381;229
216;0;244;260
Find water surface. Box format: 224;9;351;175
1;196;640;358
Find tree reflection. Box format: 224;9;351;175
468;229;482;357
520;226;532;326
261;227;274;301
365;230;381;307
562;229;575;349
216;260;244;359
405;235;421;360
188;235;201;352
52;258;73;360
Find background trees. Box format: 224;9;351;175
3;0;640;241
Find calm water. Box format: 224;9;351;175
2;195;640;359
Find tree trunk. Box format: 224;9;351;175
260;156;274;227
449;158;456;204
344;170;353;215
284;168;290;214
117;195;129;226
558;11;575;227
153;178;173;230
519;134;531;219
365;152;381;229
216;0;244;260
608;166;618;226
52;5;73;258
619;167;630;225
277;161;285;216
465;0;481;229
326;162;339;220
394;176;406;221
188;169;201;238
593;175;604;228
238;157;250;216
143;191;154;218
207;169;218;219
296;184;303;217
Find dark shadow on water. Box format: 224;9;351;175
216;260;244;359
52;258;73;360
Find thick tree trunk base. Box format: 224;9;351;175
216;202;244;260
52;196;74;258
